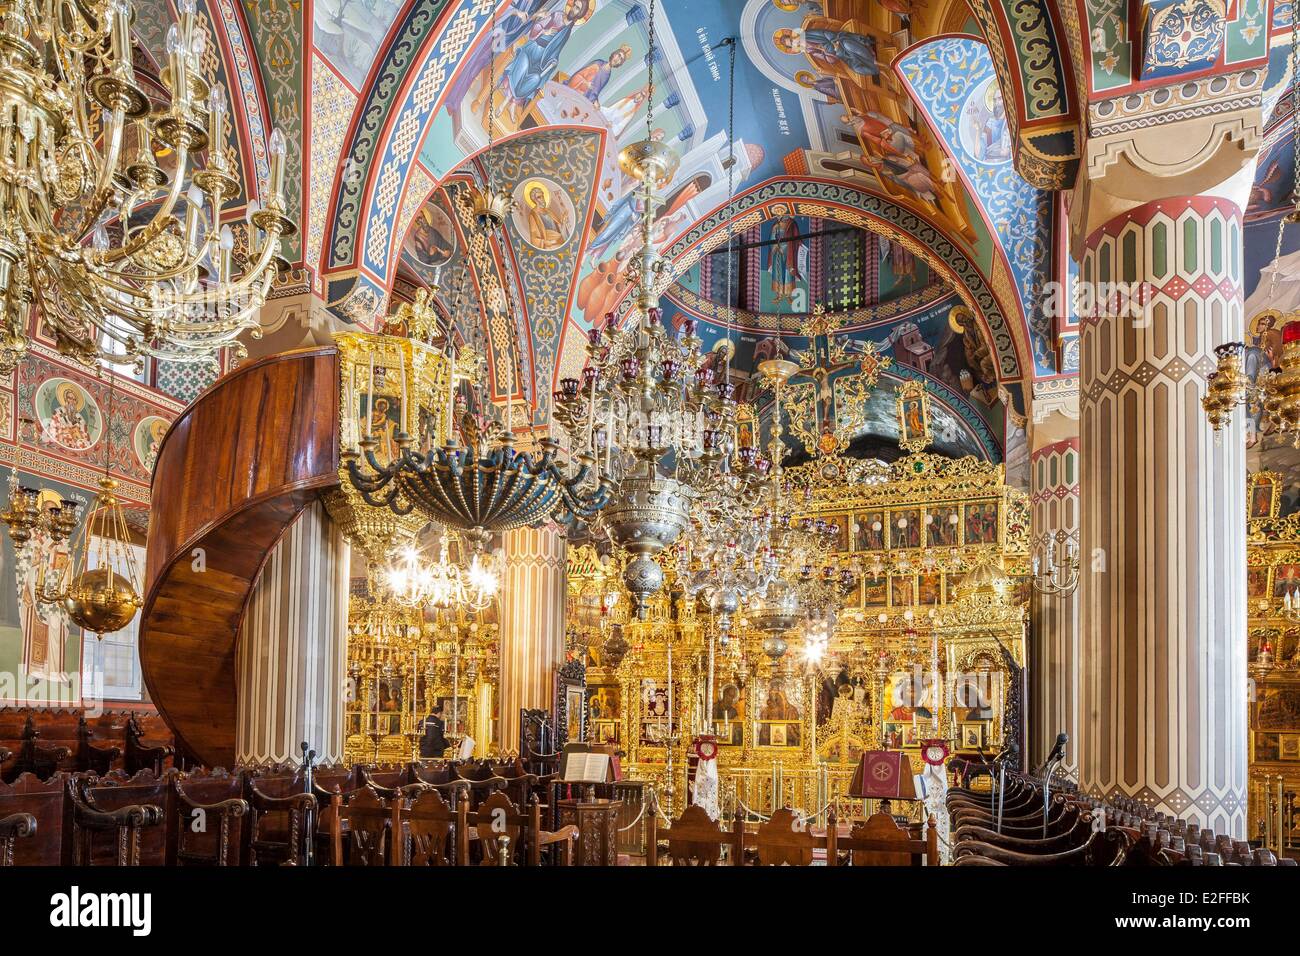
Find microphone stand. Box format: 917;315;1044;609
300;741;317;867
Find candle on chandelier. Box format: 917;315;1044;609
366;352;375;439
269;128;287;202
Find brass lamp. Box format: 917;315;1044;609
41;477;141;636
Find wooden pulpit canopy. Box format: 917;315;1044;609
140;347;341;766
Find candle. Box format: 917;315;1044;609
399;352;408;435
366;352;375;438
445;353;455;442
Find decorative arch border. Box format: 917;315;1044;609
963;0;1082;190
638;178;1030;383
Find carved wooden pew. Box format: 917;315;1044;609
171;769;249;866
746;807;832;866
833;812;940;866
2;716;72;782
67;772;167;866
0;772;71;864
471;791;576;866
647;804;744;866
400;788;469;866
325;786;399;866
125;714;174;776
75;716;120;774
0;812;36;866
244;772;315;866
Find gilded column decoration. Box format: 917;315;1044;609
1078;194;1247;835
1028;401;1080;774
235;500;350;766
499;525;567;753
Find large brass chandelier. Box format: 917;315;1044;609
0;0;291;373
344;19;607;543
552;6;751;617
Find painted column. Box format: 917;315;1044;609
498;525;566;753
1078;194;1247;835
235;500;350;766
1027;394;1080;776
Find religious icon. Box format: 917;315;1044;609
895;380;932;453
890;575;914;607
406;202;456;269
960;723;984;750
1274;564;1300;601
863;576;888;607
712;681;746;745
946;573;965;601
134;416;170;472
927;505;959;546
1250;476;1277;518
964;501;999;545
512;178;574;251
917;573;941;606
758;679;801;747
1248;567;1270;600
890;509;921;549
824;514;850;552
563;42;632;107
857;511;885;550
766;213;804;307
1282;735;1300;760
34;378;101;451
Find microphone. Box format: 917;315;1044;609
1046;732;1068;764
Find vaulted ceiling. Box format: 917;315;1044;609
180;0;1296;461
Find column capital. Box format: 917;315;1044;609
1069;68;1264;257
1031;377;1080;427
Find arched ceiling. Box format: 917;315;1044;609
179;0;1296;462
308;0;1074;390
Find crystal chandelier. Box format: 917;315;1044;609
551;18;746;616
381;531;500;613
0;0;291;373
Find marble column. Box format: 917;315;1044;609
1028;395;1080;776
1078;194;1247;835
235;500;350;766
498;526;566;753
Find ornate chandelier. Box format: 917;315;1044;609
344;18;607;542
0;0;291;373
381;531;501;613
1203;326;1300;441
553;10;755;617
1030;529;1079;595
1205;27;1300;442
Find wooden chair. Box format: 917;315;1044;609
0;812;36;866
834;812;940;866
245;774;315;866
647;804;744;866
74;716;120;774
171;769;248;866
749;807;829;866
472;791;576;866
401;788;469;866
326;786;398;866
67;774;165;866
0;771;70;865
3;716;71;782
124;714;173;777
